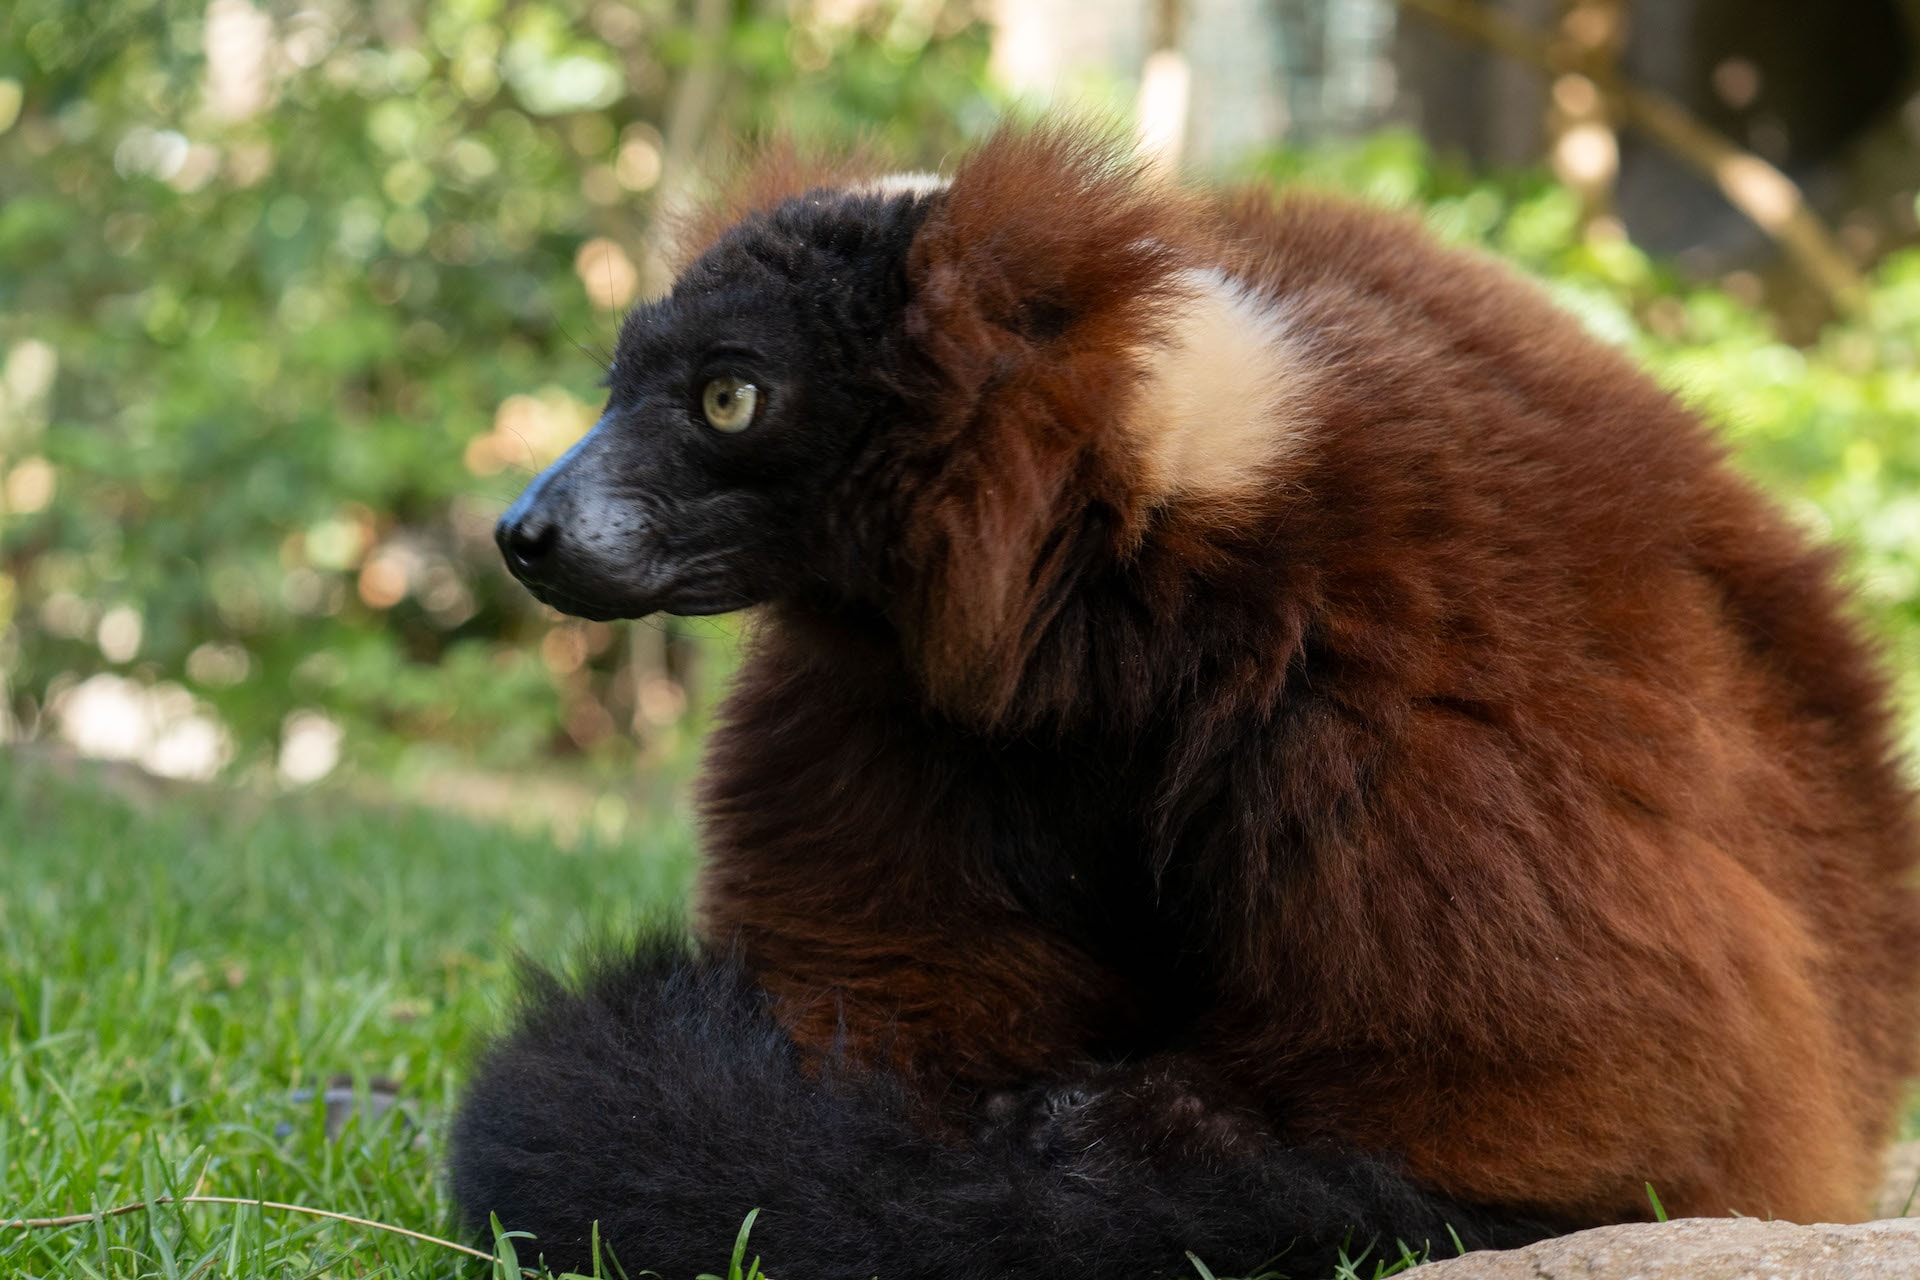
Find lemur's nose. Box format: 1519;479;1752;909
496;509;557;571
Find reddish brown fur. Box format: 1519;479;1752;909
692;125;1920;1228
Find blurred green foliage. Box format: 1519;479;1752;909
2;5;1917;786
0;0;995;780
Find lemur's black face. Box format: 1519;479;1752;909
496;188;932;620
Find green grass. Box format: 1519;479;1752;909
0;752;696;1278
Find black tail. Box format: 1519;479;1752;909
449;935;1559;1280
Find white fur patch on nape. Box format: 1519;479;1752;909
850;172;951;198
1124;267;1311;508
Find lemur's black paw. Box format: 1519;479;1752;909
974;1062;1273;1170
974;1080;1104;1160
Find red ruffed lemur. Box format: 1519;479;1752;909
450;125;1920;1279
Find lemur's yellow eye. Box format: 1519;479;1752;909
702;378;758;433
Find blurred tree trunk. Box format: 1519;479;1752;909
1397;0;1552;164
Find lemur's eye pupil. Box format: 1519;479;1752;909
703;378;758;433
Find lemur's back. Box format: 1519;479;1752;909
1203;189;1920;1221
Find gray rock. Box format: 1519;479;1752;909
1410;1217;1920;1278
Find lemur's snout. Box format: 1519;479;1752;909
491;424;749;621
494;475;617;618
